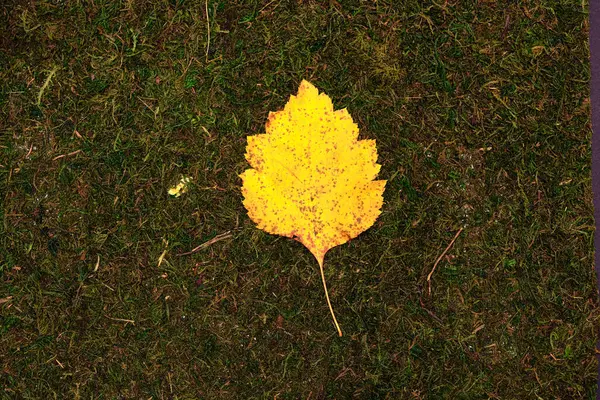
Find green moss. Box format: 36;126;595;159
0;0;595;398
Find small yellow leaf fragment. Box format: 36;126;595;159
240;79;387;336
168;176;192;197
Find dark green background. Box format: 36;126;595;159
1;0;596;398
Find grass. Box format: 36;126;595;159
0;0;596;398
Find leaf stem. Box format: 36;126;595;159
318;257;342;337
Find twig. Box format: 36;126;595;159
106;316;135;325
24;143;34;159
99;281;115;292
427;228;463;295
37;66;59;106
178;231;232;256
258;0;278;15
52;149;82;161
205;0;210;62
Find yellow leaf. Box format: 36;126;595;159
239;80;386;336
168;176;192;197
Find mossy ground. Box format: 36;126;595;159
1;0;597;398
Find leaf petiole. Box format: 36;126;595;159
317;256;342;337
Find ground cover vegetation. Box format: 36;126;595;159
0;0;597;398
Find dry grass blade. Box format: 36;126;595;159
178;231;233;256
427;228;463;295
